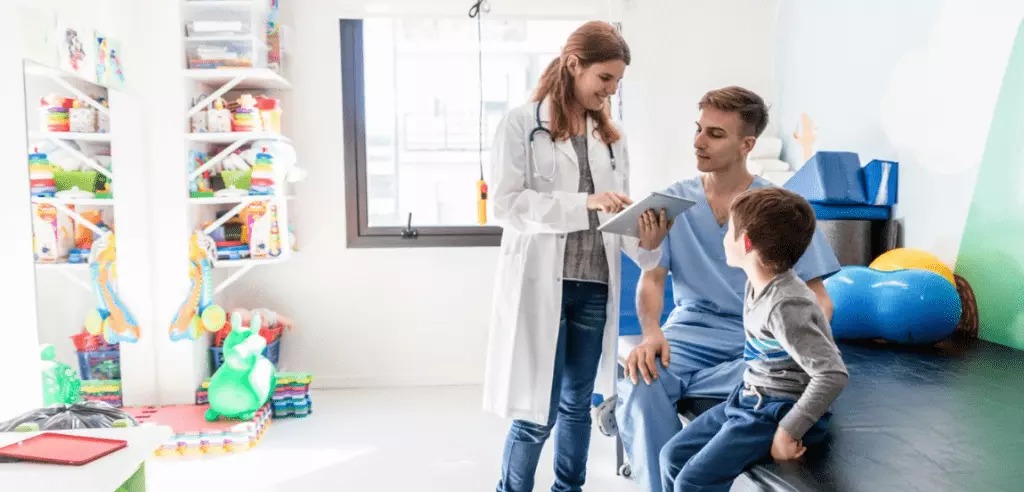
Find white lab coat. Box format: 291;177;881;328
483;100;662;425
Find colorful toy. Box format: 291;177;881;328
29;149;57;197
40;95;73;132
97;98;111;133
125;404;271;457
208;98;232;133
32;203;63;263
824;266;962;344
249;147;275;195
232;94;262;132
169;232;226;342
197;372;311;418
245;201;282;259
41;344;81;406
80;380;122;408
85;232;141;344
205;312;277;421
869;248;956;285
69;105;96;133
256;97;282;133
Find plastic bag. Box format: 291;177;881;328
0;400;138;432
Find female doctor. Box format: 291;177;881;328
484;21;670;492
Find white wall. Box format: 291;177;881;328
619;0;780;197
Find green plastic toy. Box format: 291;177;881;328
40;344;81;406
205;312;276;421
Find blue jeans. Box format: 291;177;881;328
659;384;830;492
497;281;608;492
616;318;748;492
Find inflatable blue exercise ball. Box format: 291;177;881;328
824;266;962;345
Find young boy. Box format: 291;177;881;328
658;187;849;492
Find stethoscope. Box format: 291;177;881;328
528;96;616;183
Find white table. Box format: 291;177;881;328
0;425;173;492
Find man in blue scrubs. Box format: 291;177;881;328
614;86;841;491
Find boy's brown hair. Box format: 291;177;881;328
698;86;770;138
730;187;816;274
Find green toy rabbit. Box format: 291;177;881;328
205;312;276;421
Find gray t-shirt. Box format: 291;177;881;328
742;269;849;439
562;136;609;284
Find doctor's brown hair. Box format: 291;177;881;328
534;21;628;144
698;86;770;138
730;187;816;275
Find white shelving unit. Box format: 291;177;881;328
24;61;117;295
183;0;294;296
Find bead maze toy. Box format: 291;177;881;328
85;232;140;344
205;312;276;422
168;232;226;342
125;404;272;458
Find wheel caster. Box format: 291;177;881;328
619;463;632;478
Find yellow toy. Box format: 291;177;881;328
85;233;140;344
869;248;955;285
169;232;226;341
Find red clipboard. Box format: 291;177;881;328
0;432;127;466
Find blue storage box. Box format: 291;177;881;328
785;151;867;205
860;159;898;206
210;338;280;372
811;203;891;221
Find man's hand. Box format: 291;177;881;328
624;330;671;385
770;428;806;461
587;192;633;214
638;208;672;251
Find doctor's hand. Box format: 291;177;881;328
624;330;672;385
587;192;633;214
638;209;672;250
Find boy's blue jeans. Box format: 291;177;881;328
659;384;830;492
497;281;608;492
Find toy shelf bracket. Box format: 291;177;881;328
47;137;114;180
186;76;246;118
214;265;254;295
50;202;107;237
188;138;250;181
51;267;94;294
203;198;258;236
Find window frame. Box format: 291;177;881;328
340;19;503;248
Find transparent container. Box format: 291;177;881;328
183;0;269;69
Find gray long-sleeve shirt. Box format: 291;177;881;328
742;269;849;439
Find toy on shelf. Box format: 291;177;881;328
71;330;121;381
29;149;57;198
205;312;277;422
41;344;82;406
232;94;262;132
209;98;233;133
69;99;97;133
169;232;226;342
32;203;71;263
39;95;73;132
244;201;282;259
80;380;123;408
256;97;282;133
85;232;140;344
249;147;275;195
96;97;111;133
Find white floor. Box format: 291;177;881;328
147;386;638;492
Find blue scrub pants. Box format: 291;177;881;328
660;385;829;492
497;281;608;492
615;320;747;492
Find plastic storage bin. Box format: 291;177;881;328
187;40;267;69
76;349;121;380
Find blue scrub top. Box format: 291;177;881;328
657;176;840;351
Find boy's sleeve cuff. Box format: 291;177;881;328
779;409;817;440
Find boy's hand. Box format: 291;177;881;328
770;428;806;461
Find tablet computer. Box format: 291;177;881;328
597;192;696;238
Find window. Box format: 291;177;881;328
341;18;616;247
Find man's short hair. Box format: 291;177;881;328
698;86;770;137
730;187;816;274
